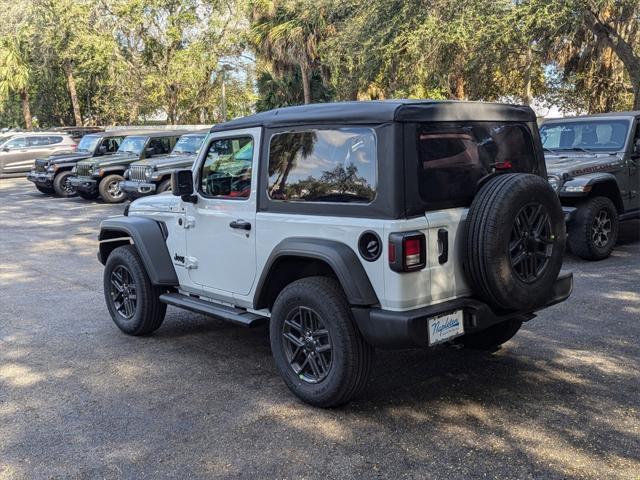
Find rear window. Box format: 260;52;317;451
416;122;536;206
268;128;377;203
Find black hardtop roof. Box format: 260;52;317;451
120;129;189;138
543;111;640;123
210;100;536;133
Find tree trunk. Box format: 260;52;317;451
451;73;465;100
523;46;533;105
300;63;312;104
64;60;82;126
19;90;32;131
583;8;640;110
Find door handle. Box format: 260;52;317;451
438;229;449;264
229;219;251;231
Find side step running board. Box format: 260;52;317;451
159;292;266;327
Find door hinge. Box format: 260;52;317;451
184;256;198;269
183;216;196;229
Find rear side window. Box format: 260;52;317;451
416;122;536;206
48;136;63;144
268;128;377;203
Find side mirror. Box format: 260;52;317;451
145;147;155;157
172;169;196;203
2;146;9;152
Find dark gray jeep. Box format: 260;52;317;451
26;131;127;197
541;112;640;260
120;131;208;200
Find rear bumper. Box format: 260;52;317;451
120;180;157;197
352;273;573;349
27;171;54;187
69;176;98;193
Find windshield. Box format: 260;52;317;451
540;120;630;152
117;136;147;155
173;134;206;154
76;134;101;152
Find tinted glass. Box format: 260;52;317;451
77;135;101;152
540;120;630;152
27;136;52;147
149;137;172;155
173;134;206;154
118;136;147;155
416;122;536;206
199;137;253;199
48;136;63;144
268;128;377;203
102;137;123;153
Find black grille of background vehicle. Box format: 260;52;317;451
129;165;147;182
35;159;48;172
76;163;92;177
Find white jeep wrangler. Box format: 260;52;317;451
98;100;573;407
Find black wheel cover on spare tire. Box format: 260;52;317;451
463;173;565;311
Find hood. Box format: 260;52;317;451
131;152;197;169
129;191;182;214
47;150;93;164
81;152;139;168
545;152;624;177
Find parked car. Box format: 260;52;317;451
26;131;129;196
120;131;208;200
69;130;185;203
97;100;572;407
0;132;77;178
541;111;640;260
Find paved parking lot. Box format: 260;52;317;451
1;177;639;480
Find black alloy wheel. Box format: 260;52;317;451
591;208;612;248
282;306;333;383
109;265;137;319
509;203;553;282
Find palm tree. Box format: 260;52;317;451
0;38;33;130
250;0;333;104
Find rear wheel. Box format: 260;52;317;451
99;174;126;203
36;185;55;195
458;319;523;351
53;170;77;197
568;196;618;260
270;276;374;407
103;245;166;335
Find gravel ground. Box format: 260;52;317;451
1;177;639;480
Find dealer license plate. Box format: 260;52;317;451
428;309;464;345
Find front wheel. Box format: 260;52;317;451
103;245;166;335
36;184;55;195
53;170;77;197
568;196;619;260
99;174;126;203
270;276;374;408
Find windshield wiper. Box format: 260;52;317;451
564;147;593;153
543;147;560;155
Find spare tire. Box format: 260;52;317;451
464;173;565;311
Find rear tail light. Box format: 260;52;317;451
388;232;426;272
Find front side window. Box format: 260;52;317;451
4;137;26;149
540;120;630;152
416;122;536;206
77;135;101;152
267;128;377;203
199;136;253;199
173;134;206;154
101;137;122;153
149;137;172;155
118;136;147;155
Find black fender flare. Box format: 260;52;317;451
98;216;178;286
560;173;624;210
99;166;127;176
253;237;379;309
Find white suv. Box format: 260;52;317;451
98;101;572;407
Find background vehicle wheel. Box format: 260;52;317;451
99;174;126;203
103;245;166;335
78;190;99;200
464;174;566;311
270;276;374;408
568;196;618;260
157;178;172;193
457;319;523;351
35;185;55;195
53;171;77;197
